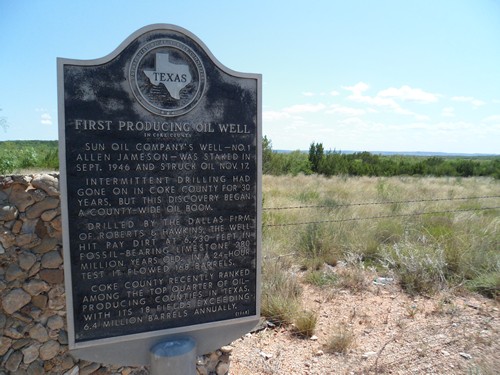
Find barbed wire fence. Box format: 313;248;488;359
262;195;500;227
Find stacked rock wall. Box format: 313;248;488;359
0;174;230;375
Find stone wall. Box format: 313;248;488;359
0;174;230;375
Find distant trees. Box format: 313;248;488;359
308;142;323;173
0;141;59;174
261;137;500;179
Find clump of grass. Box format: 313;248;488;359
465;272;500;299
298;223;342;270
261;259;302;324
335;266;369;293
304;269;338;287
325;324;355;354
292;310;318;338
380;240;447;295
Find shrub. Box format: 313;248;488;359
298;223;341;270
261;260;302;324
380;240;447;295
293;310;318;338
326;324;355;354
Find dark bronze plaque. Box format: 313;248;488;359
58;24;261;363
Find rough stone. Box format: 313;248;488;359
25;197;60;219
9;183;36;212
2;288;32;314
29;323;49;342
28;261;41;277
64;366;80;375
18;250;37;271
41;208;59;222
21;218;39;235
27;359;45;375
5;263;25;281
5;350;23;372
32;236;59;254
216;361;230;375
31;294;48;309
40;268;64;284
34;218;48;238
15;233;38;247
29;189;46;203
41;250;63;269
12;219;23;234
47;314;65;330
31;174;59;197
24;305;42;321
50;215;62;231
4;327;24;339
48;285;66;310
58;330;69;345
0;312;6;329
12;337;31;349
22;343;41;364
23;279;51;296
81;362;102;375
0;337;12;356
39;340;60;360
0;205;18;221
0;229;16;248
60;354;75;370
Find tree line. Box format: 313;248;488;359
0;141;59;174
263;137;500;179
1;139;498;179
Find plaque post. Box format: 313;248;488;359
150;337;197;375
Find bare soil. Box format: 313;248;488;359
229;269;499;374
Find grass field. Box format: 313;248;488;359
261;175;499;324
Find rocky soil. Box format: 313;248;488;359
229;271;499;375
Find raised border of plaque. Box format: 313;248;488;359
57;24;261;365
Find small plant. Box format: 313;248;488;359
465;272;500;299
405;304;419;319
298;223;341;270
380;240;447;295
336;267;368;292
261;259;302;325
293;310;318;338
304;269;338;287
325;323;355;354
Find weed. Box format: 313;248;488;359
298;223;341;269
261;260;302;324
325;324;355;354
336;263;368;292
380;240;447;295
293;310;318;338
304;269;338;287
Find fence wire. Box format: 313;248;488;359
262;195;500;211
263;195;500;227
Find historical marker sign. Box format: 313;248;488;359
58;24;261;365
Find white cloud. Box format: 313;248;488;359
283;103;326;114
483;114;500;122
302;92;315;97
326;104;366;116
330;90;340;96
451;96;485;107
441;107;455;117
40;113;52;125
263;110;292;121
377;85;439;103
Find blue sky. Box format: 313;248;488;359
1;0;499;154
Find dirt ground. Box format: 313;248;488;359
228;269;499;375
